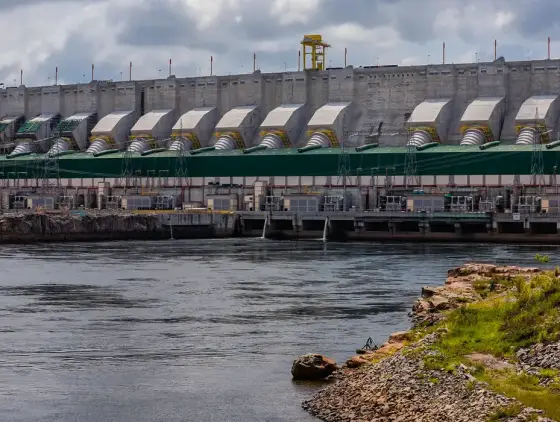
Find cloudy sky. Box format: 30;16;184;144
1;0;557;86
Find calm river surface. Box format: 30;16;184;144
0;239;558;422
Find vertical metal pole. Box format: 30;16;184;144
91;63;94;81
548;37;551;59
443;42;445;64
169;58;172;76
210;56;213;76
253;53;256;72
55;67;58;85
298;50;301;71
129;61;132;81
494;40;497;60
20;69;23;86
344;48;347;67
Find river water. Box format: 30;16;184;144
0;239;558;422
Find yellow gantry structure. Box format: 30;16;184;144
301;34;330;71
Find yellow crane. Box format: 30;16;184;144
301;34;330;71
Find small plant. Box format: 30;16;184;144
487;404;522;421
534;254;550;264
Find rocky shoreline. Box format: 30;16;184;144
302;263;560;422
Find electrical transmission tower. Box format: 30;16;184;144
336;130;351;210
404;121;420;188
41;125;62;197
530;108;545;189
174;119;189;188
120;136;134;190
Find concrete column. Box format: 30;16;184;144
557;222;560;234
524;218;530;235
388;222;396;235
454;222;462;235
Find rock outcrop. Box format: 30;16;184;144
0;212;162;243
302;264;557;422
291;354;338;380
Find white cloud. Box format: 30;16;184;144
0;0;553;86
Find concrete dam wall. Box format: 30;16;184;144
2;58;560;153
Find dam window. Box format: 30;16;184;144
102;89;106;92
511;68;517;72
470;70;477;74
240;80;246;84
29;93;34;96
254;80;259;83
198;83;206;86
535;66;545;71
169;85;174;88
524;67;530;71
480;69;487;73
497;68;504;73
458;70;465;74
156;85;162;88
312;76;317;80
149;86;154;89
548;67;558;70
359;75;365;79
232;81;238;85
265;79;272;83
331;76;336;79
180;84;185;87
285;78;294;82
190;83;195;87
296;78;304;81
322;76;328;80
207;82;215;85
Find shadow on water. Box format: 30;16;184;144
0;284;157;311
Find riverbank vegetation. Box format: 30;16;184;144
304;264;560;422
419;268;560;420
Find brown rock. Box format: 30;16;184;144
388;331;411;344
346;356;370;368
291;354;338;380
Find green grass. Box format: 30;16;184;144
420;270;560;420
486;404;523;422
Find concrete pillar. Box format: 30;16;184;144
354;219;365;233
524;218;530;235
454;222;462;235
388;222;396;235
557;222;560;234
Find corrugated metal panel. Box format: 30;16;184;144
307;102;351;126
408;99;451;124
131;109;174;134
460;97;504;122
91;111;134;136
173;107;215;131
261;104;304;128
516;95;558;121
216;106;258;129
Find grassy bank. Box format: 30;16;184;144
416;267;560;420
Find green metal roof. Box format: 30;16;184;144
0;145;557;179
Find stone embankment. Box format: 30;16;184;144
302;263;559;422
0;212;162;243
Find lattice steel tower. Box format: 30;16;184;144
336;130;351;211
530;108;545;188
120;136;134;189
174;119;189;188
404;121;420;188
40;126;61;195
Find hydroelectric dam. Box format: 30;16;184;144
2;35;560;242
